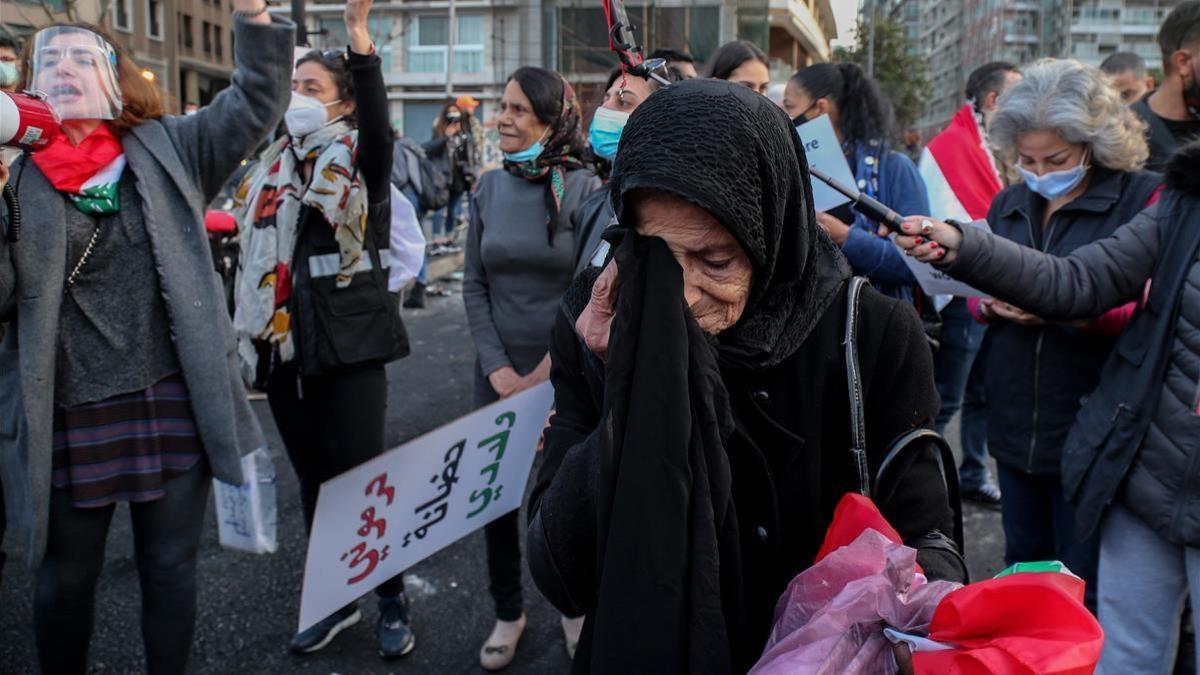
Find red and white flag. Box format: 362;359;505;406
918;104;1003;222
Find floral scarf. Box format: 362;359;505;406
232;122;366;381
502;75;587;244
31;123;126;215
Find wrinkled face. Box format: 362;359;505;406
497;79;551;153
1106;69;1153;105
292;60;355;120
600;73;654;113
634;192;753;335
728;59;770;96
34;32;114;120
1014;129;1087;176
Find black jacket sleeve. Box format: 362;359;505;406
863;296;966;582
946;205;1164;321
347;49;392;205
527;307;604;617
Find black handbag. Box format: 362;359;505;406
842;276;966;562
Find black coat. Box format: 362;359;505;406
944;142;1200;543
528;279;965;672
980;168;1160;475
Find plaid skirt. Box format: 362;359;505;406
51;374;204;508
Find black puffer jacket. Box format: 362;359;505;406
980;167;1160;475
943;141;1200;543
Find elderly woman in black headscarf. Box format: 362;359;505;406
527;79;965;674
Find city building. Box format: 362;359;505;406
0;0;235;112
287;1;837;142
1067;0;1179;71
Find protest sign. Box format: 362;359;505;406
796;114;855;213
298;382;555;632
890;220;990;297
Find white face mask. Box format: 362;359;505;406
285;91;341;138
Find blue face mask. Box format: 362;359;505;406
588;106;630;161
1017;150;1090;200
503;128;550;163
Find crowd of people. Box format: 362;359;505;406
0;0;1199;673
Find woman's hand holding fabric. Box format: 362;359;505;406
575;262;619;361
488;366;522;398
815;211;851;246
891;216;963;265
344;0;374;55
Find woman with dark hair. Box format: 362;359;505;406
784;62;929;300
233;0;414;660
527;78;965;673
0;4;292;673
463;65;600;669
705;40;770;95
425;99;477;244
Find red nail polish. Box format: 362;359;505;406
915;237;924;244
939;249;946;257
930;242;940;249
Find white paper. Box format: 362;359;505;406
298;382;555;631
890;220;990;298
796;114;855;213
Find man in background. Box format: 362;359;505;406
1100;52;1156;105
1130;1;1200;170
918;61;1022;510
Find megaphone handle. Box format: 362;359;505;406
3;183;19;242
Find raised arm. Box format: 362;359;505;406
165;11;294;203
343;0;392;205
894;205;1165;321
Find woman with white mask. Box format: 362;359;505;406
233;0;414;659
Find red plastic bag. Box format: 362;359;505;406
913;572;1103;675
815;493;906;563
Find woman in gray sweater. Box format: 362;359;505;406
463;66;600;670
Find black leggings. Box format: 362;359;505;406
34;461;210;675
267;362;403;598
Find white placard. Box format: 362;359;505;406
298;382;555;632
796;114;855;213
890;220;990;298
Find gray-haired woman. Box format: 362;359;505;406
918;58;1162;608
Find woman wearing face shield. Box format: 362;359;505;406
527;78;966;674
462;66;600;670
0;5;292;674
230;0;414;659
905;59;1162;610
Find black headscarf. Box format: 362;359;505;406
609;78;850;370
573;79;851;674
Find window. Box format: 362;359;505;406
203;21;212;55
181;14;193;49
112;0;132;32
214;26;223;59
146;0;163;40
407;14;485;74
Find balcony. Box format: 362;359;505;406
768;0;836;63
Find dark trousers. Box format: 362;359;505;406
267;362;404;599
34;462;210;675
486;510;524;621
932;299;991;490
996;463;1099;610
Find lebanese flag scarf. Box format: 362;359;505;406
32;123;126;215
919;104;1002;221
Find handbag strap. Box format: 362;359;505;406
844;276;870;497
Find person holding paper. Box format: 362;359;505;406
893;137;1199;674
463;66;600;670
903;59;1162;611
784;62;929;301
527;79;965;674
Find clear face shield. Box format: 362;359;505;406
29;26;122;121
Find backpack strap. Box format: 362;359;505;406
844;276;870;497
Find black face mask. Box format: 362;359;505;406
791;101;818;128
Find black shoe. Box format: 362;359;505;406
403;283;427;309
289;604;361;654
378;593;416;658
962;482;1002;511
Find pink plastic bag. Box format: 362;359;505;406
749;529;962;675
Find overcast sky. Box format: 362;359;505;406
831;0;861;49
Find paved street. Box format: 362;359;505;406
0;286;1005;674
